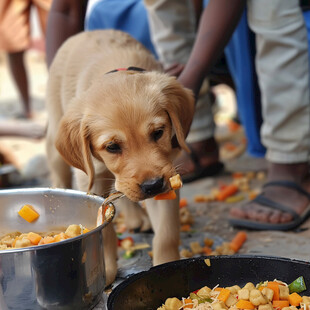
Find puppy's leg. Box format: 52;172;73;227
46;134;72;188
145;192;180;265
75;168;118;287
116;198;152;232
46;96;72;189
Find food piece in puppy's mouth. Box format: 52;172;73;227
154;174;183;200
154;190;177;200
169;174;183;190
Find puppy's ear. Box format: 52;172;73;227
163;78;195;152
55;106;95;191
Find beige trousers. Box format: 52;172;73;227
144;0;216;143
247;0;310;163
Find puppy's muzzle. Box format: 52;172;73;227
140;177;165;196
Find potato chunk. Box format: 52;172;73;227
164;297;182;310
15;237;32;248
250;289;268;306
65;224;82;238
169;174;183;190
212;301;227;310
238;288;250;300
279;285;289;300
243;283;255;290
261;287;274;302
258;304;273;310
226;294;238;307
226;285;241;295
197;286;212;298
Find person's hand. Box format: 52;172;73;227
164;63;185;78
0;3;29;52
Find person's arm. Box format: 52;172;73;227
0;0;29;52
178;0;246;97
46;0;88;68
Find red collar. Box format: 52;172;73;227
106;66;146;74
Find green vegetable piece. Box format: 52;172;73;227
288;276;307;294
189;293;212;304
123;250;135;259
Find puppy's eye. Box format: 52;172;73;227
106;143;121;153
152;129;164;141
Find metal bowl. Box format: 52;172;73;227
107;255;310;310
0;187;114;310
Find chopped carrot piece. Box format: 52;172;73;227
229;231;247;253
184;298;193;308
218;181;228;190
180;224;191;232
272;300;290;309
248;191;258;200
228;120;241;132
214;287;223;292
267;282;280;301
54;232;67;242
232;172;244;179
202;246;212;255
216;184;238;201
236;300;255;309
288;292;302;307
18;204;40;223
154;190;176;200
83;228;90;234
27;232;42;245
179;198;188;208
224;142;237;151
218;288;231;302
39;236;55;245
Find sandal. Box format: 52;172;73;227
229;180;310;231
178;145;224;184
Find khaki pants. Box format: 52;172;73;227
248;0;310;163
145;0;215;143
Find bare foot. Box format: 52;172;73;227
174;137;223;182
230;162;310;226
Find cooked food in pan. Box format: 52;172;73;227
0;224;90;250
158;277;308;310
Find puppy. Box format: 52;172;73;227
46;30;195;286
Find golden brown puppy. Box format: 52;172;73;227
46;30;194;286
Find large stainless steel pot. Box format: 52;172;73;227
0;187;114;310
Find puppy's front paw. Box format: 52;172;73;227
104;260;118;287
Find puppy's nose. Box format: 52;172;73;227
140;177;164;196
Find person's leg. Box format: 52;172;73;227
230;0;310;229
145;0;222;182
7;51;31;118
6;0;32;118
224;8;265;158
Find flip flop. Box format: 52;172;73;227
229;180;310;231
180;146;224;184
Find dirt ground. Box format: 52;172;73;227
1;48;310;309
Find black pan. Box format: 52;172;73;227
107;255;310;310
